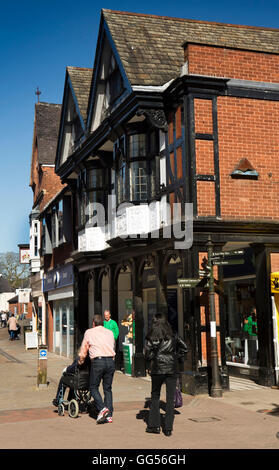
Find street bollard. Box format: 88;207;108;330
37;345;48;389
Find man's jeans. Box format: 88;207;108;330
90;357;115;416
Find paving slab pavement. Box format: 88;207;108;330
1;323;279;452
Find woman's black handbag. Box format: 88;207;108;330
174;378;183;408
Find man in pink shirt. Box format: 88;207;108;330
78;314;116;424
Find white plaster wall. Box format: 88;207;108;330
0;293;16;311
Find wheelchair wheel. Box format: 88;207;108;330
69;399;79;418
58;403;65;416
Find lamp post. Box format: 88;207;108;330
206;235;223;398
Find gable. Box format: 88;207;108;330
35;103;61;164
56;67;92;170
30;102;61;189
87;16;132;133
67;66;93;124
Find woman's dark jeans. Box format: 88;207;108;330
148;374;176;431
90;357;115;416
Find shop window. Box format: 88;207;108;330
224;278;258;367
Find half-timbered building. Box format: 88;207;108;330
41;66;92;356
55;10;279;392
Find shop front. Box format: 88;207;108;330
270;271;279;386
44;264;75;358
53;299;74;357
222;247;259;379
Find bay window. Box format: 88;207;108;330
58;200;63;243
51;208;57;247
77;164;109;227
114;126;158;205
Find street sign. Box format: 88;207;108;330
199;271;210;279
39;349;47;360
178;278;200;288
212;259;245;266
212;250;244;257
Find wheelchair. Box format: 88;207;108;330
57;365;91;418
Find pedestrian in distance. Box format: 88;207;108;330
7;313;18;341
103;309;119;341
1;311;7;328
78;314;116;424
145;313;188;436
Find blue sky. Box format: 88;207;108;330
0;0;278;253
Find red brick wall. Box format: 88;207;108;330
39;167;65;211
197;181;216;216
8;302;32;318
194;98;213;133
191;76;279;221
187;43;279;83
271;253;279;273
51;242;73;268
218;97;279;220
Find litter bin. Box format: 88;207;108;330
23;325;32;344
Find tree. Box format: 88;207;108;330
0;252;29;290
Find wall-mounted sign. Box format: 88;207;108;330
18;289;31;304
44;264;73;292
19;248;30;264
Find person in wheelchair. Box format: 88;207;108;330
52;349;90;408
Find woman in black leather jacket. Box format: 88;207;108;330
145;313;188;436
